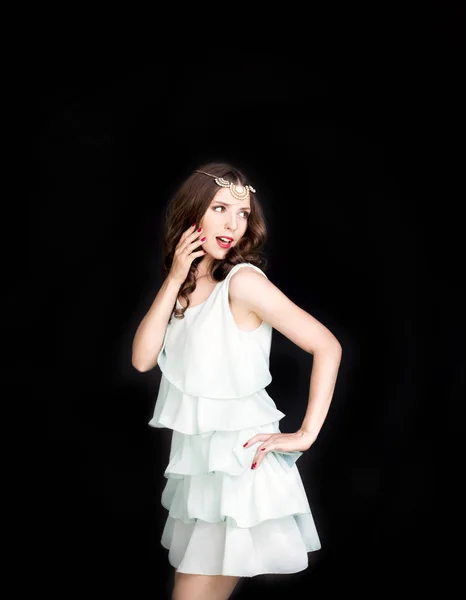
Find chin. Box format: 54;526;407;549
211;246;228;255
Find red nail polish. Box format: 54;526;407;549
260;448;266;451
243;442;248;447
251;463;256;469
192;223;196;227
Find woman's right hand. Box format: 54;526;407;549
168;223;207;283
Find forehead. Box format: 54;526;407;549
211;187;251;208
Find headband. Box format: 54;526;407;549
195;169;256;201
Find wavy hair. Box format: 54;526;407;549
161;162;268;320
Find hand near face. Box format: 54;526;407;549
169;224;207;283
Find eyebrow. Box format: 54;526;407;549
212;201;251;211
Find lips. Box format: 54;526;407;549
216;236;233;248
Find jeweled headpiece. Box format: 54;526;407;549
195;169;256;201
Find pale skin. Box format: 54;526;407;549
136;186;342;599
191;187;342;471
172;570;242;600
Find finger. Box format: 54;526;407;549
178;223;197;245
178;230;204;253
250;435;284;469
185;222;198;235
257;434;278;451
242;434;273;448
252;447;270;470
192;248;207;259
258;441;274;453
179;224;200;245
189;234;206;250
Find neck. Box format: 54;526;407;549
196;256;214;279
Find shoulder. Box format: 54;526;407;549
229;262;267;278
228;263;272;302
228;264;301;339
229;263;268;289
228;263;342;355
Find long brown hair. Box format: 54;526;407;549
161;162;268;319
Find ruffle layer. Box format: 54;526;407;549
149;374;286;435
150;367;321;575
161;514;321;577
161;428;309;528
164;423;303;479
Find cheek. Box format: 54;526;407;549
199;215;209;229
202;210;216;224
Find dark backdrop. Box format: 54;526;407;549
34;7;465;599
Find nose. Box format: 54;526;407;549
225;212;239;232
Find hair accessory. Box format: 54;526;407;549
195;170;256;200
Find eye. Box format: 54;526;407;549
213;206;250;219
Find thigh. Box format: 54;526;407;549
172;569;241;600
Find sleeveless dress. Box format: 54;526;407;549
149;262;321;577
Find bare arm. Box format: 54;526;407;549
131;275;182;372
132;223;208;372
229;268;342;444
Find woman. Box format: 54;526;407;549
132;162;342;599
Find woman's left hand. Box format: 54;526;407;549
244;429;316;470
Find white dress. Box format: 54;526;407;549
149;262;321;577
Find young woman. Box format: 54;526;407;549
132;162;342;600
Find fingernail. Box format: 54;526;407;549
251;463;256;469
192;223;196;227
260;448;266;451
243;442;248;447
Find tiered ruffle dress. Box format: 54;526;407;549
149;262;321;577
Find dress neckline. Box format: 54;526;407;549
176;281;222;311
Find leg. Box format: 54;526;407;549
172;568;242;600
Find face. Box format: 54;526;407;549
198;187;251;258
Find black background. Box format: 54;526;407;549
33;4;465;598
